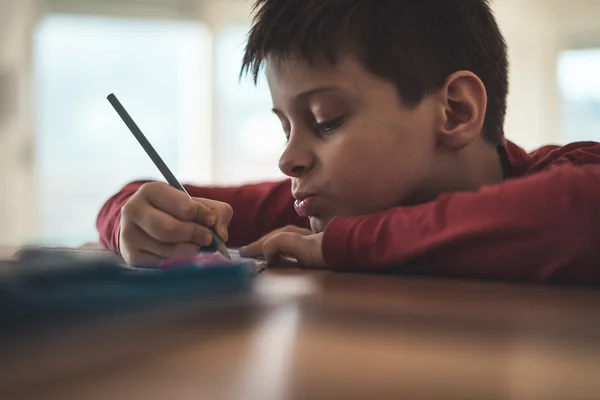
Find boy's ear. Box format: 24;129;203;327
435;71;487;150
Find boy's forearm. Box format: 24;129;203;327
96;181;149;253
322;165;600;283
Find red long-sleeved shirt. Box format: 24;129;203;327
97;141;600;283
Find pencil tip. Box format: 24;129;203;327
218;244;232;260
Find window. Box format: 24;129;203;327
34;14;284;247
34;14;211;246
558;49;600;143
213;26;285;184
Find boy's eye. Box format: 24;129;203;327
315;116;344;134
280;123;291;142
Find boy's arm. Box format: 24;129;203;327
96;180;308;253
322;164;600;283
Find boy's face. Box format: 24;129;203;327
267;55;440;233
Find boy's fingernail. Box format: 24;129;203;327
239;246;248;256
206;215;216;225
219;225;229;240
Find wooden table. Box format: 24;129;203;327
2;263;600;400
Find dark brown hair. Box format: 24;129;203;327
241;0;509;145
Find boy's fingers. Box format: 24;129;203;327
239;226;312;257
195;198;233;240
124;206;214;247
122;249;162;267
121;224;201;263
262;232;307;265
137;182;217;224
238;229;284;257
139;238;200;259
238;238;266;257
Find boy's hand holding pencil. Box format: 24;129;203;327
108;93;231;265
119;182;232;266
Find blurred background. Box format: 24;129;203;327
0;0;598;248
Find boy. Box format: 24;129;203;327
97;0;600;283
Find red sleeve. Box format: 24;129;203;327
322;164;600;283
96;180;308;254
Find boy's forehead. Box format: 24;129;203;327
265;54;370;97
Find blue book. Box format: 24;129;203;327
0;248;260;333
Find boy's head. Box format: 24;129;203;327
242;0;509;233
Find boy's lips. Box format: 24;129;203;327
293;193;318;217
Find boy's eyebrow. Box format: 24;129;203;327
293;86;345;101
271;86;347;114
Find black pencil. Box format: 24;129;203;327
107;93;231;260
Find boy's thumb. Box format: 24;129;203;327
195;198;233;240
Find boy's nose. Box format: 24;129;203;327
278;139;316;178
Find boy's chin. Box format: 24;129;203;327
309;217;328;234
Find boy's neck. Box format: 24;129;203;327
406;139;505;205
461;139;506;188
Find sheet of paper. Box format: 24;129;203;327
228;249;268;274
228;249;297;273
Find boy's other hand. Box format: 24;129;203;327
239;226;326;269
119;182;233;266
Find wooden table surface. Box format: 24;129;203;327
2;258;600;400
